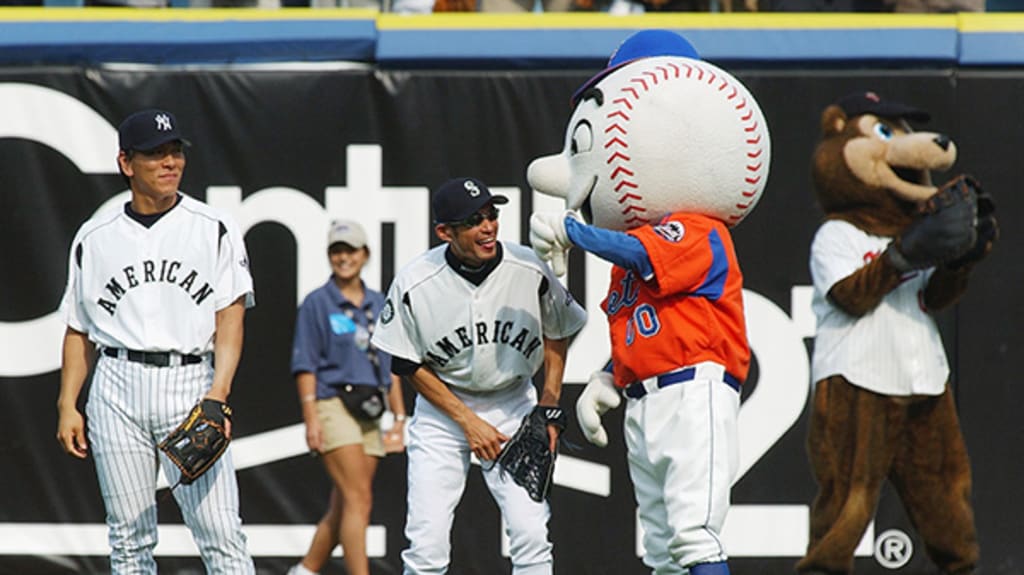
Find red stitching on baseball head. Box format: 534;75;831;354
612;98;633;111
610;166;634;179
607;151;630;163
599;60;767;227
604;137;628;149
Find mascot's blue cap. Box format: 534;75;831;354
608;29;699;67
571;30;700;106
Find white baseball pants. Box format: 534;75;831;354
624;371;740;574
402;380;553;575
87;355;254;574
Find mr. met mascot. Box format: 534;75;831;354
528;30;771;575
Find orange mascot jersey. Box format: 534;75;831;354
602;212;749;389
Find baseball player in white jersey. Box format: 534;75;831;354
371;177;587;575
55;109;256;574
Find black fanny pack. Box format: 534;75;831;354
338;384;385;421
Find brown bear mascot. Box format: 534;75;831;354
797;91;998;575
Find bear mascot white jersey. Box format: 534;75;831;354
528;30;770;575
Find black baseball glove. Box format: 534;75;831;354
946;178;998;270
158;398;232;486
884;174;980;272
495;405;567;502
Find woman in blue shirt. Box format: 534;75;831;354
287;219;407;575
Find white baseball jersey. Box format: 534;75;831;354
810;219;949;396
60;193;255;353
372;242;586;393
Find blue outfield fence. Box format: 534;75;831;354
0;10;1022;66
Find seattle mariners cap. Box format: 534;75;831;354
118;109;191;152
572;29;700;106
835;91;930;123
327;219;368;249
432;177;509;224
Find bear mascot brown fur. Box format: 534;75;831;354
796;91;998;575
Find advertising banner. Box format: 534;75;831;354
1;65;1019;574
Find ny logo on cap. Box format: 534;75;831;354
464;179;481;197
155;114;173;132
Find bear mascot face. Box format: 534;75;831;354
528;30;771;231
812;91;959;236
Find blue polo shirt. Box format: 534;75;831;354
291;277;392;400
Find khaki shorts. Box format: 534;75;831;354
316;397;384;457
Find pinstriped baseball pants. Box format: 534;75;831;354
86;355;255;574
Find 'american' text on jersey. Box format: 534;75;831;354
97;259;214;315
426;319;542;367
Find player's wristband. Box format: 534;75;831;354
394;414;407;422
533;405;567;431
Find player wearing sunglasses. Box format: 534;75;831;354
371;177;587;575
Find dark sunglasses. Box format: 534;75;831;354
452;207;500;228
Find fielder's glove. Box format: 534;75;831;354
529;210;577;277
576;371;621;448
495;405;567;502
885;175;978;272
946;179;998;270
158;398;232;486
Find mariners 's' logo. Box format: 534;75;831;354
464;179;481;197
653;221;685;243
155;113;173;131
381;299;395;324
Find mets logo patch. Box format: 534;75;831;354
653;221;685;243
381;299;395;324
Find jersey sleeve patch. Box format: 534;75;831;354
652;220;685;243
380;298;395;325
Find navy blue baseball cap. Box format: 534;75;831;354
572;29;700;106
835;91;930;123
118;109;191;152
432;177;509;224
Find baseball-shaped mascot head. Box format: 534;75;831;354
528;30;771;231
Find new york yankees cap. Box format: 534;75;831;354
327;219;368;249
835;91;930;123
118;109;191;152
571;29;700;106
432;177;509;224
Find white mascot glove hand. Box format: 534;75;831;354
575;370;621;448
529;210;576;277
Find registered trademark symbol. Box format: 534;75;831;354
874;529;914;569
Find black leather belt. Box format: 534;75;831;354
102;347;203;368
